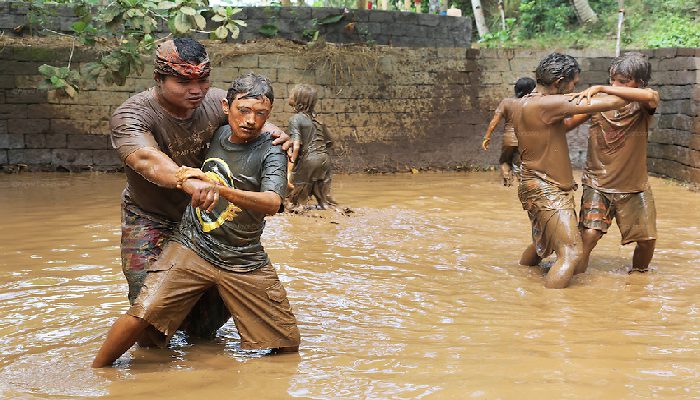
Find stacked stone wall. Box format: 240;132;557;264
0;35;698;184
0;2;470;48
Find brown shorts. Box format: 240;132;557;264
128;242;301;350
527;208;581;258
579;185;657;245
518;174;580;258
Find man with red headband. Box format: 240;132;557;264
110;38;290;341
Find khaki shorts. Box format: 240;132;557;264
579;185;657;245
128;242;301;350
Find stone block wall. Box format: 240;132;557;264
1;36;699;185
646;48;700;184
0;2;470;48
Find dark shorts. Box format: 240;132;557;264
128;242;301;350
579;185;657;245
121;203;230;338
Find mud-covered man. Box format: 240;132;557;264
512;53;628;289
94;73;300;367
110;38;290;339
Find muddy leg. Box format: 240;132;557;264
545;242;582;289
519;243;542;266
631;239;656;273
311;181;327;209
500;163;513;186
499;146;517;186
578;228;603;274
319;178;337;206
92;314;150;368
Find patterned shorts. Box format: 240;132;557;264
579;185;657;245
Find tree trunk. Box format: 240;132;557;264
470;0;489;38
571;0;599;24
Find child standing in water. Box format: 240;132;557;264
482;77;536;186
567;52;660;274
286;83;336;210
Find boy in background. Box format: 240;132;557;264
568;52;660;274
286;83;336;210
482;77;536;186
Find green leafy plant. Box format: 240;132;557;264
30;0;246;97
518;0;576;39
259;23;279;38
479;17;516;48
644;14;700;48
302;12;345;43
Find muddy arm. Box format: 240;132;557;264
562;114;591;131
571;86;659;110
540;94;628;125
125;147;181;189
482;112;503;150
219;187;282;215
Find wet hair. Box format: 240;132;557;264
514;77;536;98
173;37;208;64
609;52;652;87
535;52;581;86
226;73;274;105
289;83;318;114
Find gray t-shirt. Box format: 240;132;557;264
173;126;287;272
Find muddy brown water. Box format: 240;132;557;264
0;172;698;399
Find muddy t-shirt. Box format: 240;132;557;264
173;128;287;272
289;113;329;161
582;101;654;193
110;87;227;222
495;98;518;147
513;94;576;191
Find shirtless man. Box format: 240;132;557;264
513;53;627;289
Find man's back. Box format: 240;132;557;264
513;93;577;190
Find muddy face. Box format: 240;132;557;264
222;94;272;144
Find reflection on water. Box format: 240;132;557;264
0;172;698;399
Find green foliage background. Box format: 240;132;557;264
450;0;699;49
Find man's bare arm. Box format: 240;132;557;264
562;114;591;131
482;112;503;150
540;94;628;124
571;86;659;110
125;147;180;189
127;148;221;210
